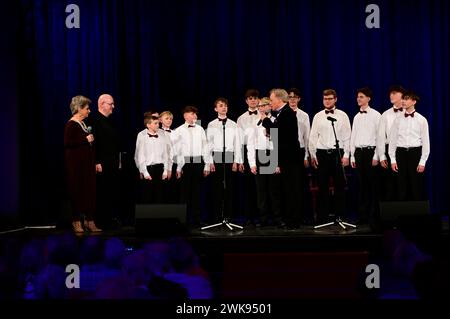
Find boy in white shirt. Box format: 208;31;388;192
247;98;281;227
206;97;242;223
160;111;180;204
378;85;406;200
135;114;170;204
350;87;381;225
174;106;212;227
388;91;430;201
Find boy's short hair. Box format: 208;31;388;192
214;97;228;107
258;97;270;106
182;105;199;114
389;85;406;95
160;111;173;118
245;89;260;99
144;114;159;125
323;89;337;98
287;88;302;98
403;90;420;102
357;87;373;98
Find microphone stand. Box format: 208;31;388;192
314;117;356;230
202;120;243;231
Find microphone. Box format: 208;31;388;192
86;126;93;145
327;116;337;122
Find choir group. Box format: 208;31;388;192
133;86;430;229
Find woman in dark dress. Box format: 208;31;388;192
64;95;102;233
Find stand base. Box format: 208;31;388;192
201;219;243;231
314;217;357;230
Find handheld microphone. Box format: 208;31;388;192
86;126;93;145
327;116;337;122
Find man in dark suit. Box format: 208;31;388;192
87;94;122;229
262;89;302;228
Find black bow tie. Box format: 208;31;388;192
359;110;367;114
148;134;158;138
405;112;415;118
393;108;403;113
271;110;279;117
218;118;227;123
164;129;172;133
248;110;258;115
325;109;334;114
188;125;195;128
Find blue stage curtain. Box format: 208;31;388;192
15;0;449;222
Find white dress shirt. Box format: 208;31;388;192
292;107;310;160
237;109;260;146
350;106;381;162
172;123;212;172
161;128;176;168
388;111;430;166
309;108;351;159
134;130;170;178
135;128;173;168
134;128;148;168
378;106;404;161
247;116;275;168
206;118;243;164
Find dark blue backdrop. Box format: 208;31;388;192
4;0;449;224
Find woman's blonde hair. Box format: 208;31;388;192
70;95;91;115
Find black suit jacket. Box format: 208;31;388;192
86;112;121;172
262;104;300;166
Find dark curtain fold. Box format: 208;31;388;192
15;0;449;223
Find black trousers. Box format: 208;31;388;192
379;144;399;201
240;145;258;222
211;162;234;222
396;147;425;201
96;165;120;227
316;149;346;223
141;164;164;204
254;150;282;224
162;163;180;204
180;158;204;225
354;147;379;223
280;162;302;226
